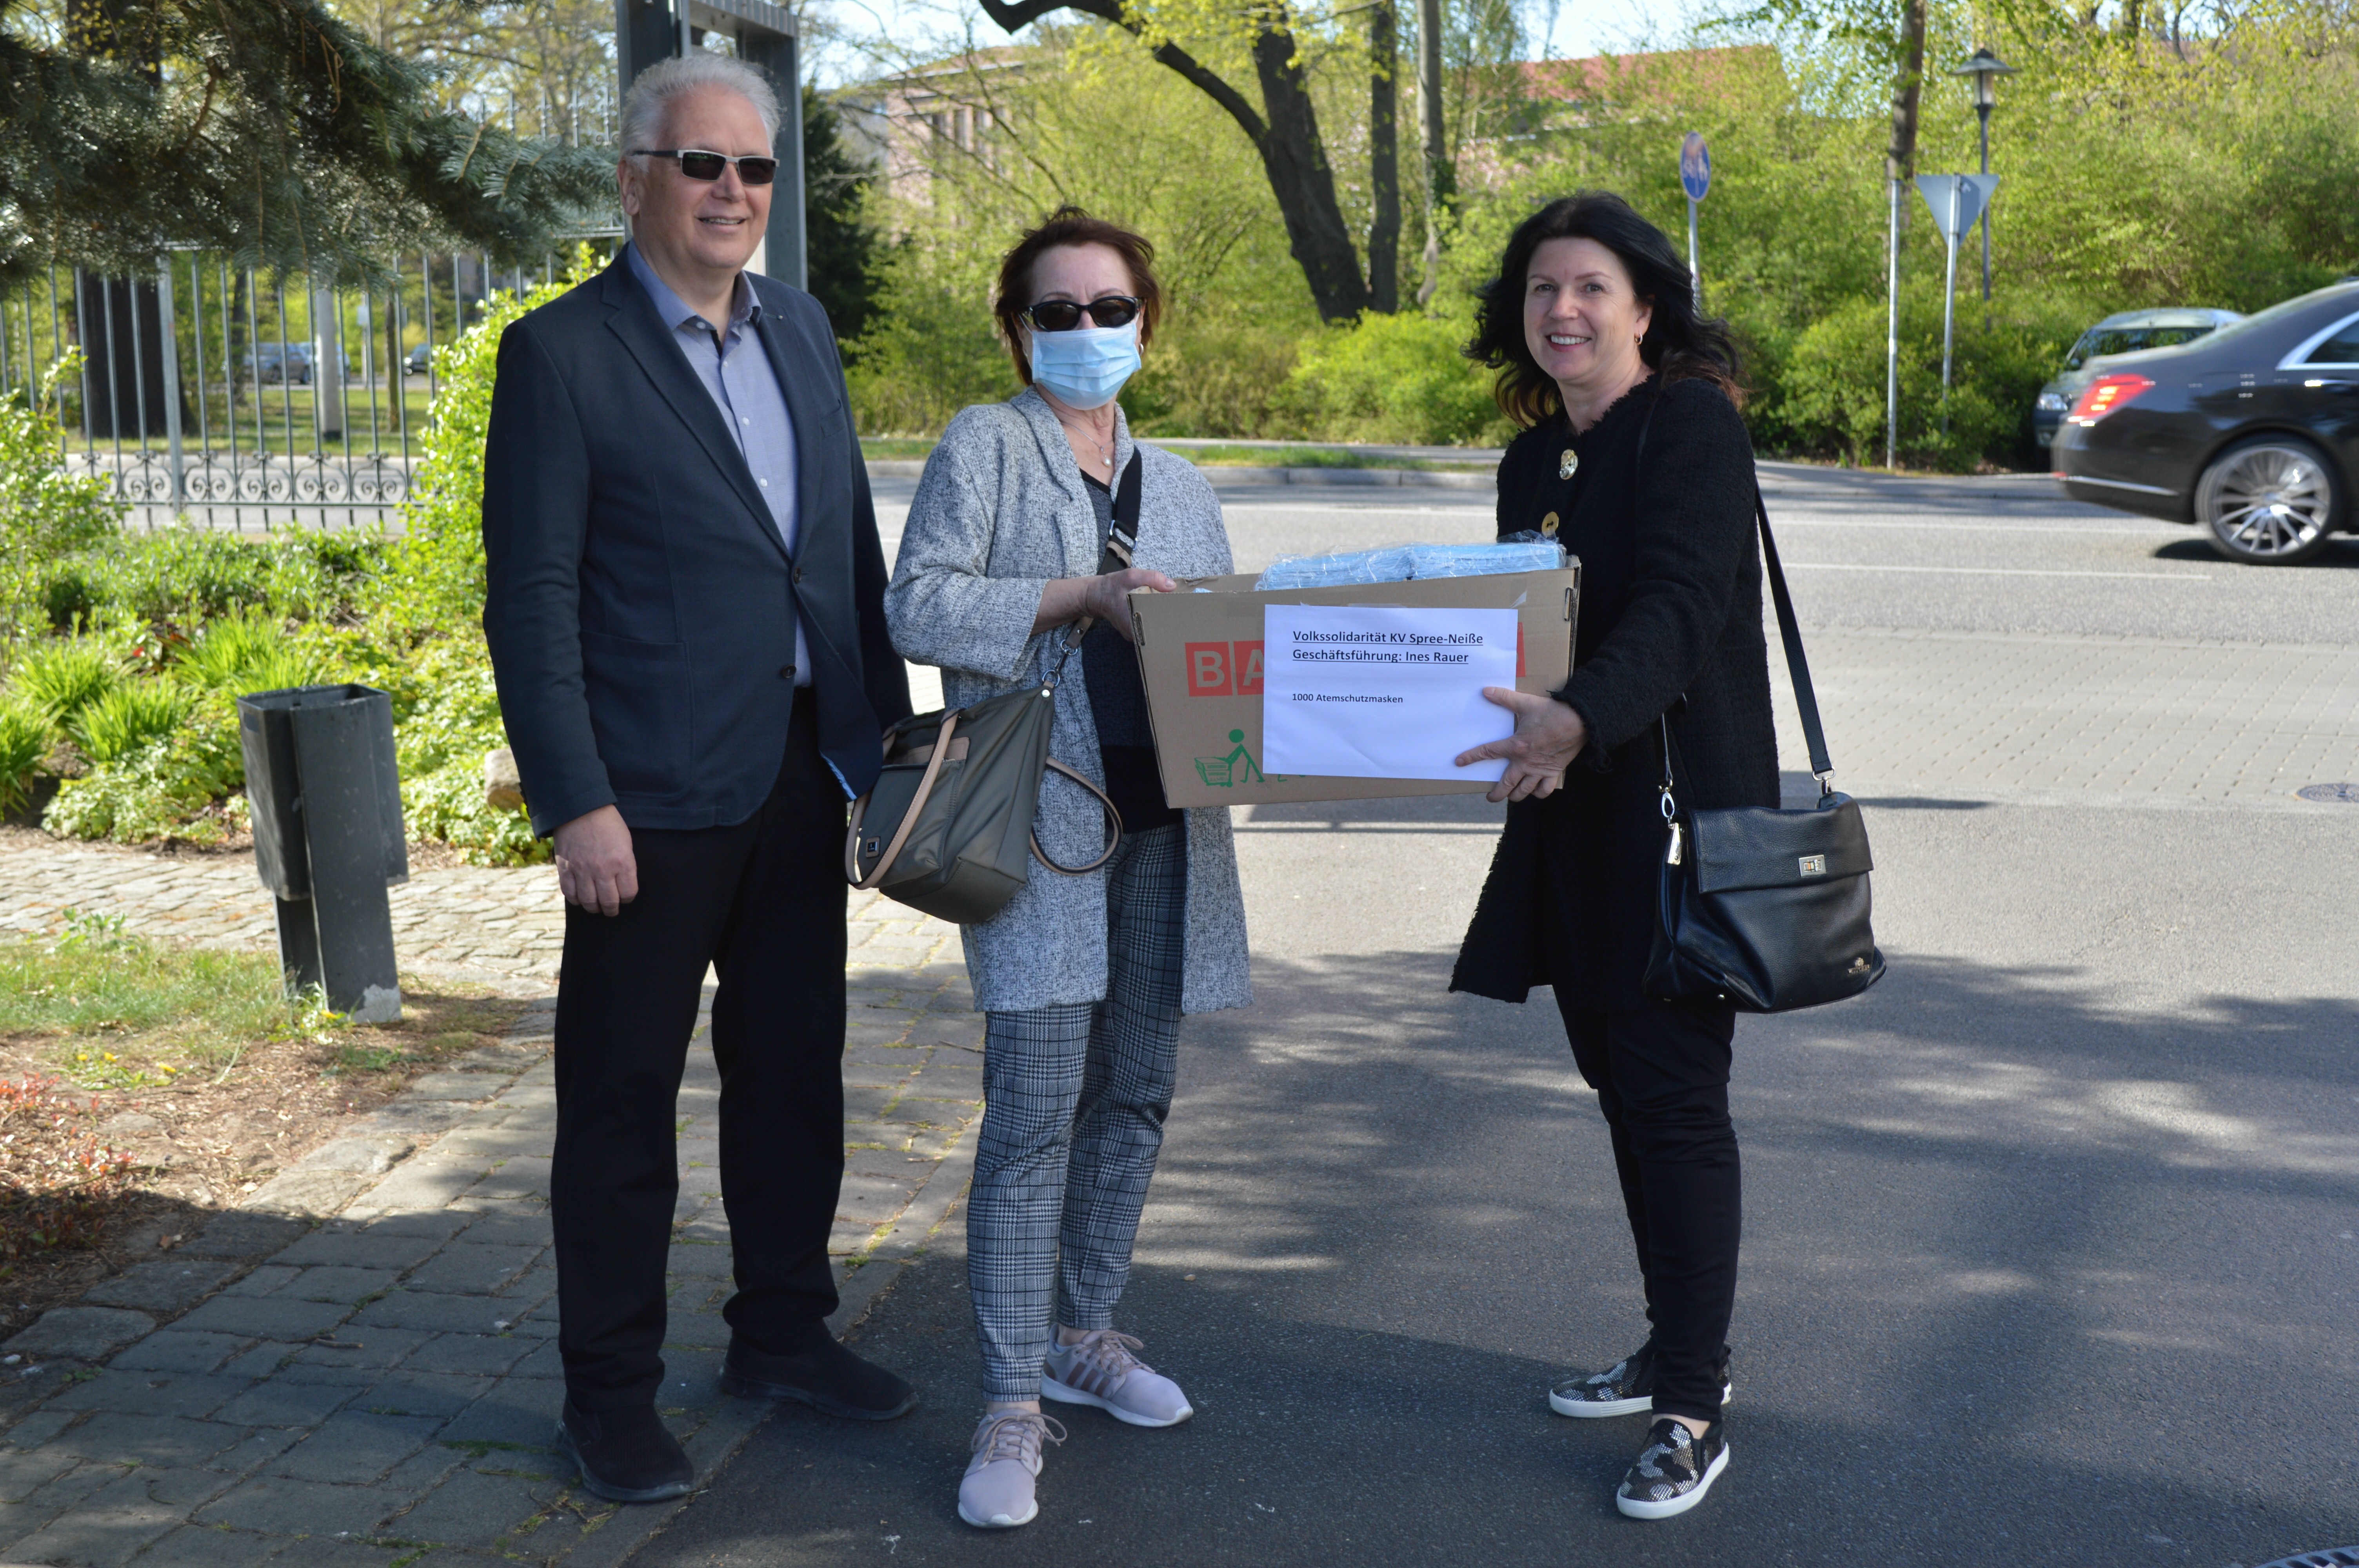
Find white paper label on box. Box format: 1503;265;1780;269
1261;604;1517;781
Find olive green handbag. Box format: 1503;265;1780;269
843;457;1139;923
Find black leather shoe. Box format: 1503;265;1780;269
721;1335;918;1420
556;1400;694;1504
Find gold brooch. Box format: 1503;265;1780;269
1558;448;1578;480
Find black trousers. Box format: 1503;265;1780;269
551;691;847;1411
1554;995;1741;1427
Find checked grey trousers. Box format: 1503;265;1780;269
968;822;1185;1402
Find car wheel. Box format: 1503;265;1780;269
2196;436;2339;564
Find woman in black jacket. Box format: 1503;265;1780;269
1451;192;1774;1521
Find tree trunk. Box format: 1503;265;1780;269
979;0;1371;322
1367;0;1401;314
1415;0;1449;305
1886;0;1929;190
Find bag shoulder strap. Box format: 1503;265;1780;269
1631;384;1837;795
1754;487;1835;786
1061;450;1145;650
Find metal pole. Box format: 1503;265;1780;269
1941;182;1959;437
1686;195;1701;309
157;257;185;513
1977;105;1993;303
1885;177;1901;470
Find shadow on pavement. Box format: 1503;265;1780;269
642;943;2359;1566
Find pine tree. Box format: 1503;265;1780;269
0;0;615;291
801;84;878;343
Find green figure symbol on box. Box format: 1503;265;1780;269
1194;729;1265;788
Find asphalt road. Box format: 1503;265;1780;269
645;467;2359;1567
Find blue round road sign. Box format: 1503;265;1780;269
1680;131;1711;201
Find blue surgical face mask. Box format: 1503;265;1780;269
1027;319;1141;410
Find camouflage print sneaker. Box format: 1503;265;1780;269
1616;1415;1730;1520
1548;1342;1733;1419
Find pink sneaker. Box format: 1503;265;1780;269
1042;1330;1194;1428
958;1410;1065;1529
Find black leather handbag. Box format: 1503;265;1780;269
1641;490;1885;1013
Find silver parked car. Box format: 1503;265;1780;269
2032;308;2243;448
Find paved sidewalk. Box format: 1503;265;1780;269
0;833;983;1565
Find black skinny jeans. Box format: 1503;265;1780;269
1554;996;1741;1427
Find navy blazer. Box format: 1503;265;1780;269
480;256;910;837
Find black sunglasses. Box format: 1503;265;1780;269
631;148;779;186
1020;296;1143;333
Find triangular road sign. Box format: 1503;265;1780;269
1914;173;2000;244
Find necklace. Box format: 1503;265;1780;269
1054;405;1115;474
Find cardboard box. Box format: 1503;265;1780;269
1126;567;1581;808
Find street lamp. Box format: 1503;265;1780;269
1950;46;2014;305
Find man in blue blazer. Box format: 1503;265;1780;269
481;54;914;1504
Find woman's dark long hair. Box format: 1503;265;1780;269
1466;191;1743;428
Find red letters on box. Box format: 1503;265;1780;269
1185;642;1232;696
1187;641;1265;698
1233;641;1264;695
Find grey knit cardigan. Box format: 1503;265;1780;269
884;386;1253;1016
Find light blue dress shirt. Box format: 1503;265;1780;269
625;242;811;688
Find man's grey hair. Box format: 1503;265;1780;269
619;54;781;158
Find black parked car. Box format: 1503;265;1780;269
2054;280;2359;563
2032;308;2243;450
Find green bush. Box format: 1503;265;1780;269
175;609;324;696
0;701;45;814
0;353;126;641
44;737;235;843
390;252;592;633
7;637;122;726
1277;312;1512;447
1750;287;2085;470
38;526;384;635
71;683;194;766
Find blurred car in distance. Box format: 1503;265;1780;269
2052;279;2359;564
403;343;432;376
2033;309;2244;448
245;343;314;385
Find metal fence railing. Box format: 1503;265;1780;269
0;239;623;533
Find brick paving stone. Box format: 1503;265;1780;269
212;1381;361;1429
403;1244;543;1297
0;1506;180;1568
107;1330;247;1375
376;1465;554;1550
130;1523;292;1567
177;1294;353;1341
275;1265;408;1305
44;1413;251;1468
408;1334;533;1378
193;1473;400;1537
289;1327;436;1372
347;1372;499;1420
271;1411;443;1483
79;1256;247;1316
49;1371;246;1419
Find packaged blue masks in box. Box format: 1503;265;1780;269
1252;536;1566;591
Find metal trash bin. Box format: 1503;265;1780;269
236;684;408;1024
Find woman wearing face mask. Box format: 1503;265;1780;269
885;207;1251;1532
1450;193;1769;1521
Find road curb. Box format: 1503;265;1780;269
865;458;1491;489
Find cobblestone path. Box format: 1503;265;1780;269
0;831;983;1565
